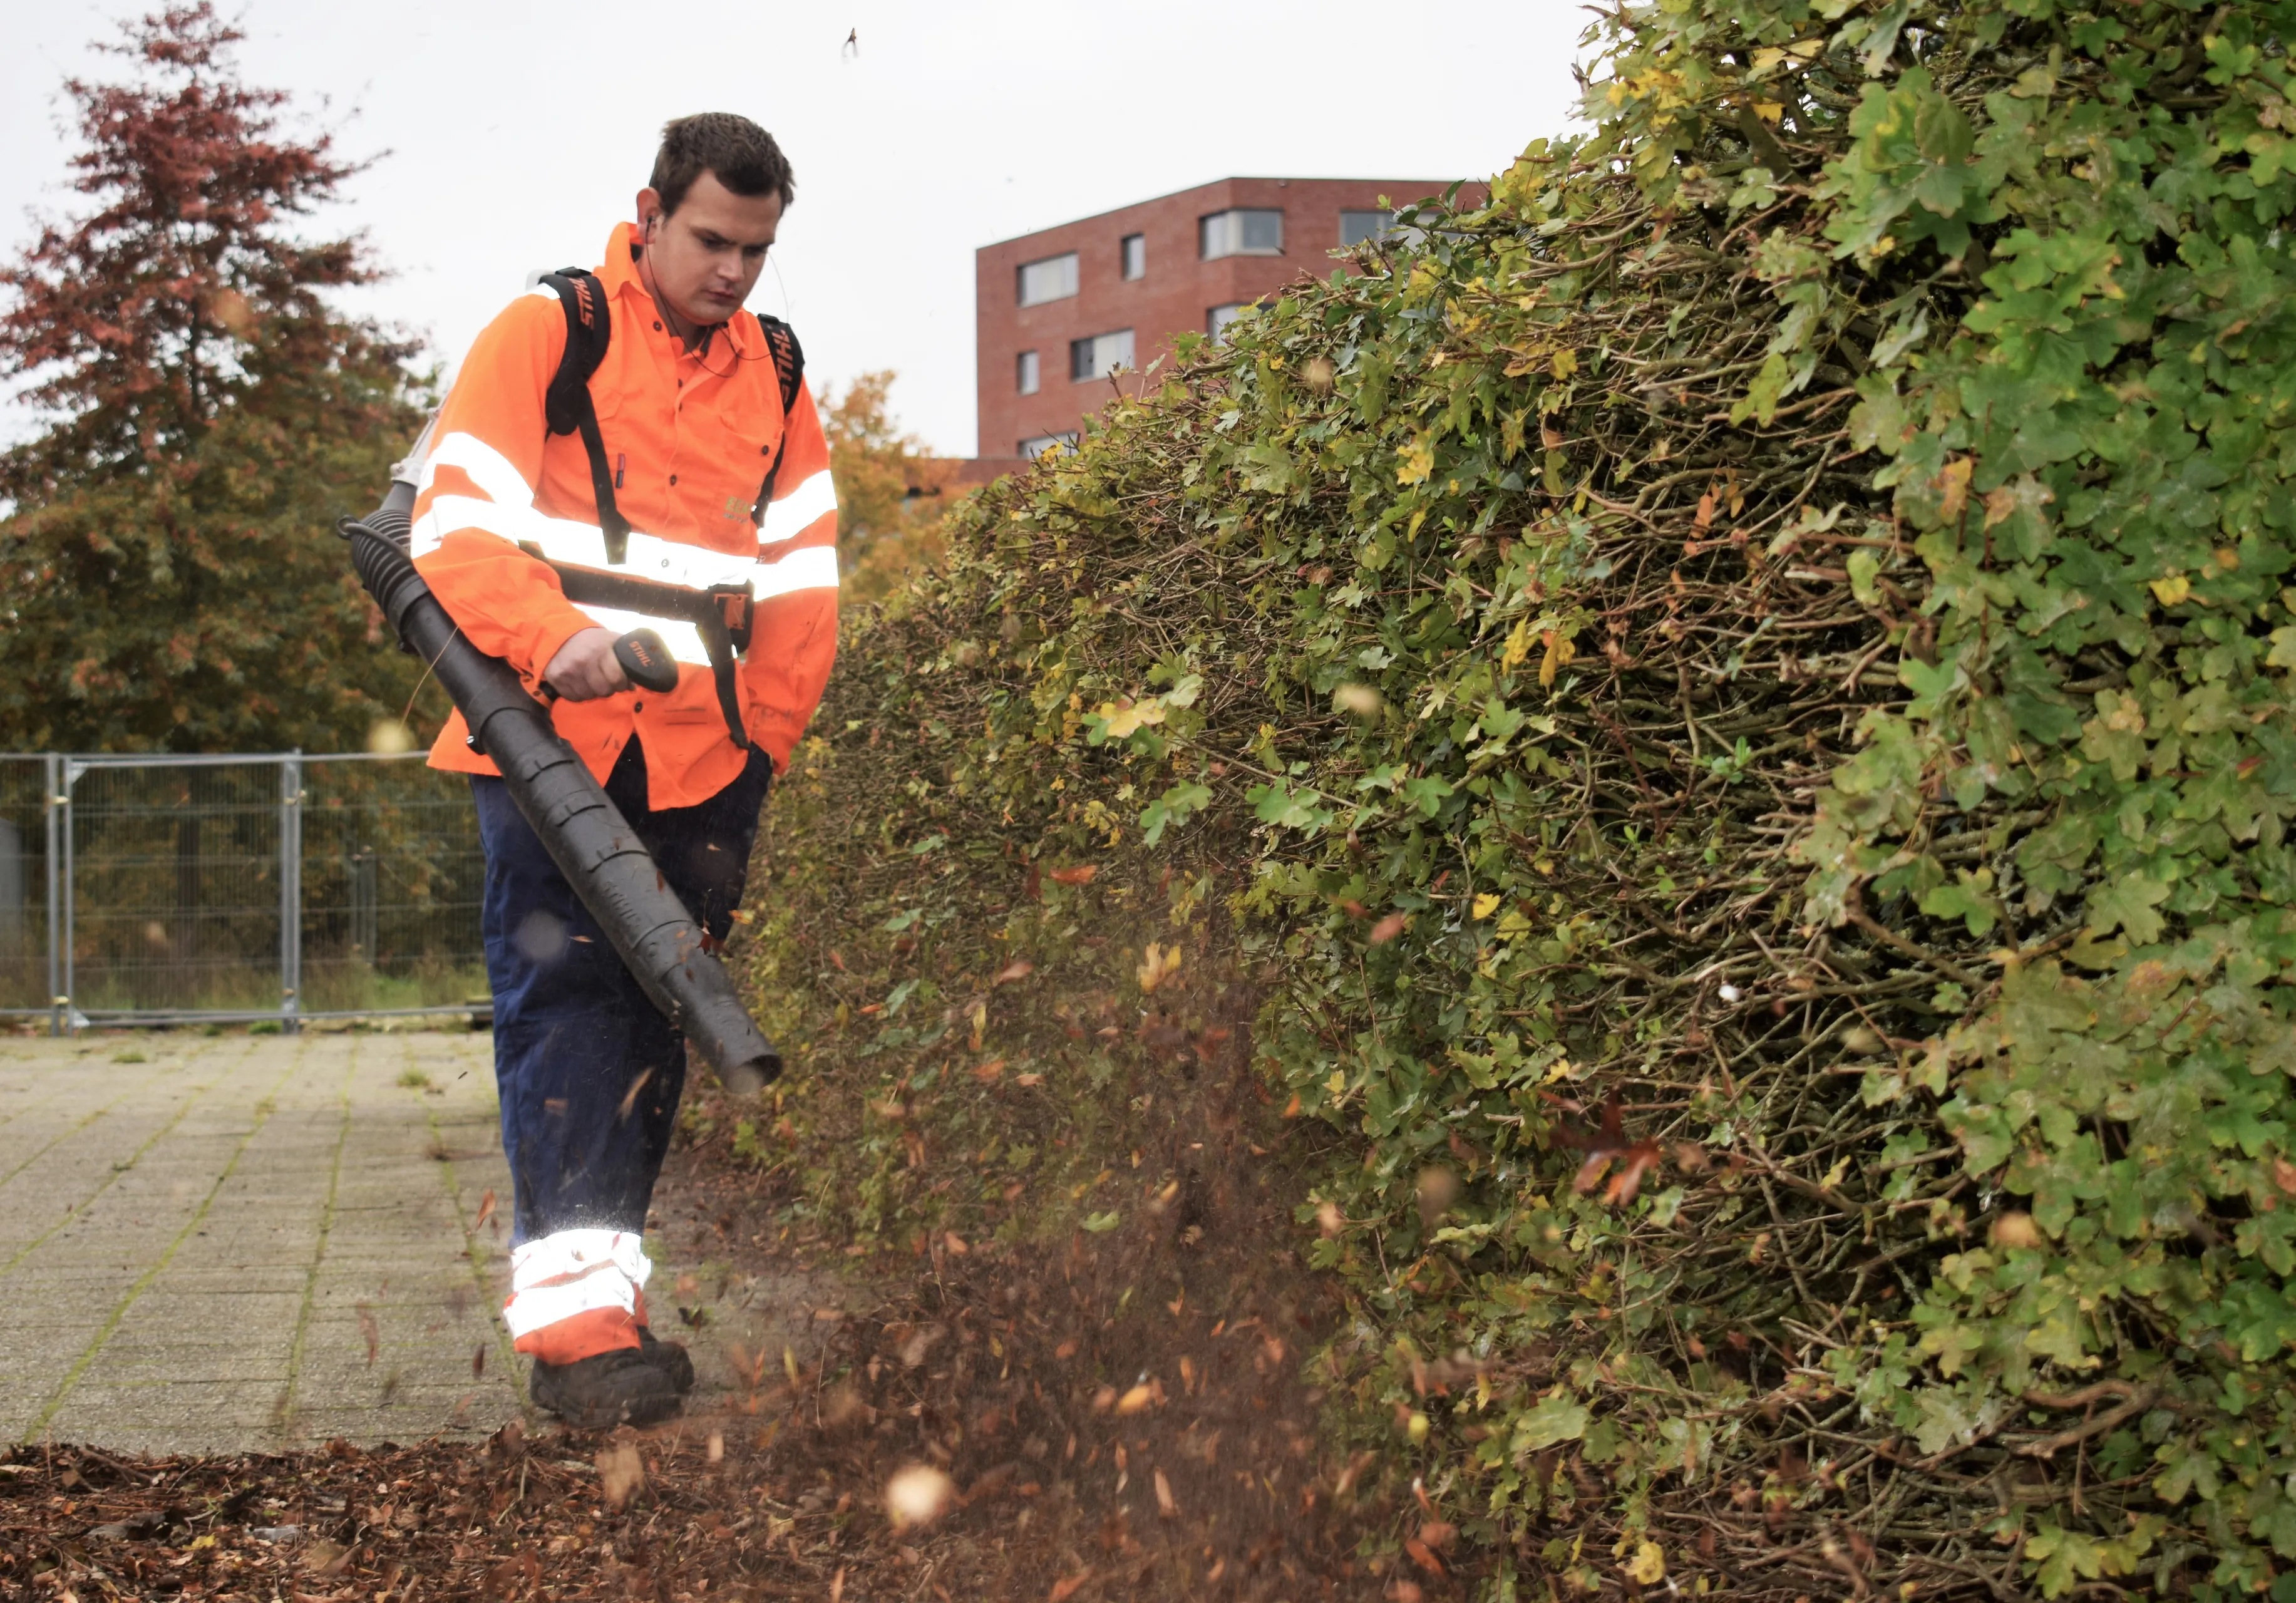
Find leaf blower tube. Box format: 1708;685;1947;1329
342;472;779;1096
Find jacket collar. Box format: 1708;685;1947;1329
601;221;761;359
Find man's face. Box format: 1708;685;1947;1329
634;170;783;326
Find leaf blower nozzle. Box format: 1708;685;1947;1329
342;478;778;1096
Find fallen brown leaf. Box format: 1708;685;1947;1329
900;1326;943;1368
1369;912;1407;944
596;1443;644;1511
614;1066;654;1124
1153;1467;1178;1518
992;959;1034;984
1049;1569;1093;1602
1048;865;1097;886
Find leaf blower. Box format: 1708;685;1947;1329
340;445;779;1096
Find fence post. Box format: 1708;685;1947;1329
58;758;79;1034
44;753;61;1038
281;752;303;1034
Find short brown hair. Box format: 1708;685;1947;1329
651;113;795;215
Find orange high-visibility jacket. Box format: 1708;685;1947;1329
409;222;838;808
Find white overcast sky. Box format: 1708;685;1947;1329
1;1;1590;457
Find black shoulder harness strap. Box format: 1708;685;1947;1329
748;313;806;526
537;270;629;563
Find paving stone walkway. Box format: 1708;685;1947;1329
0;1028;832;1458
0;1029;523;1455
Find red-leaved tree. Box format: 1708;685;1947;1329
0;3;426;751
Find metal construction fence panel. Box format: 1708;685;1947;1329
0;751;488;1031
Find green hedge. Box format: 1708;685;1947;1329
748;2;2296;1594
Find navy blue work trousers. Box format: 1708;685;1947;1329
473;738;772;1248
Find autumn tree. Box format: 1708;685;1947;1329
819;371;964;602
0;3;426;753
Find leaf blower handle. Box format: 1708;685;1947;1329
613;629;681;694
536;628;681;704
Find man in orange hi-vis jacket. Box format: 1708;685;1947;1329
408;113;836;1428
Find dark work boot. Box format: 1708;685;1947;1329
637;1326;696;1395
529;1347;681;1430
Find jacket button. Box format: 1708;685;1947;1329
654;321;662;331
669;474;678;485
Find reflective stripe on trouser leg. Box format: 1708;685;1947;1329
503;1229;652;1364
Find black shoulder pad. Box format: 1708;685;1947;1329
540;270;611;438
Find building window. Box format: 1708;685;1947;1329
1207;302;1250;344
1019;432;1079;459
1069;328;1135;382
1340;209;1399;247
1199;208;1283;260
1017;252;1078;307
1121;233;1145;281
1016;349;1039;395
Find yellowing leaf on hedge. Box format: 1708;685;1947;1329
1937;456;1972;522
1539;630;1577;689
1138;941;1183;994
1622;1541;1665;1585
1549;349;1578;379
1097;698;1166;738
2149;573;2191;606
1398;438;1434;485
1501;617;1533;671
1471;892;1502;920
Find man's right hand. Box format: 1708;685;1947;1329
542;627;632;701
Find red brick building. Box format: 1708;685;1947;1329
975;177;1450;461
